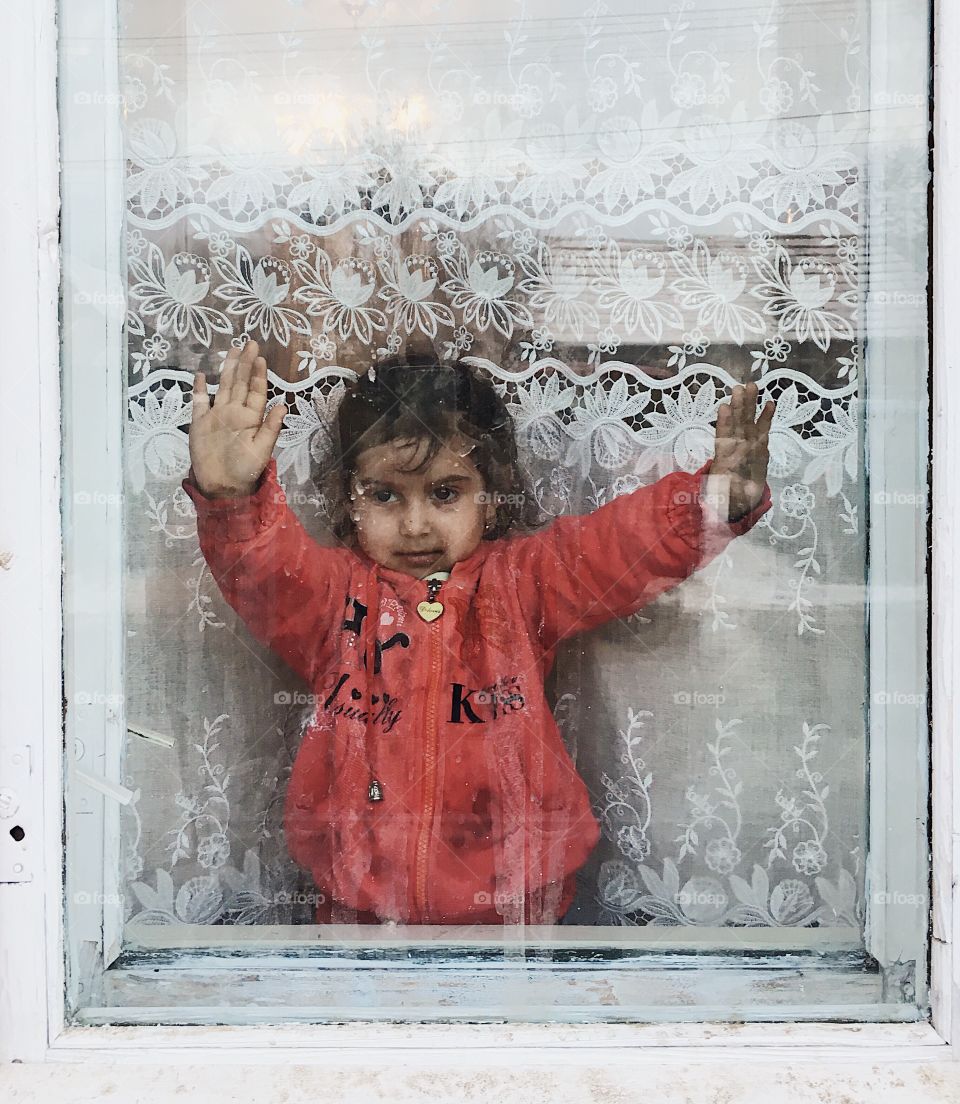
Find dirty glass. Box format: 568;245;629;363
61;0;931;1022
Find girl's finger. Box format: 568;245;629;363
748;429;773;486
253;401;287;454
737;381;756;438
729;384;745;439
218;351;239;405
715;399;733;440
232;367;249;408
232;339;258;407
190;372;210;424
743;381;760;439
757;397;776;437
245;356;269;417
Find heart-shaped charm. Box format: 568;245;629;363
417;600;444;622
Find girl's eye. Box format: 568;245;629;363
372;489;397;504
433;486;458;503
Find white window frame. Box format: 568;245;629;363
2;0;957;1086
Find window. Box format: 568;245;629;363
31;0;937;1033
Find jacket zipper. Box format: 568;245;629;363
413;611;443;921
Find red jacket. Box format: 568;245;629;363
182;458;771;925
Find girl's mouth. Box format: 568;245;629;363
397;550;443;564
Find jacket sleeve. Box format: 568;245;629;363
503;460;772;652
181;458;352;685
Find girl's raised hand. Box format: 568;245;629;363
710;382;775;521
188;339;288;498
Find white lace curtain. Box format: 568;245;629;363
118;0;882;930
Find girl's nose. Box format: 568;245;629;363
399;503;430;536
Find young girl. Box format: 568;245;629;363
182;339;775;926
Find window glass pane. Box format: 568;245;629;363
61;0;930;1021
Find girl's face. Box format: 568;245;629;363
349;434;497;579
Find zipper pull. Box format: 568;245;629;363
417;577;444;622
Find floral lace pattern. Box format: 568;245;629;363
116;0;922;930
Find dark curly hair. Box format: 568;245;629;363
316;352;546;546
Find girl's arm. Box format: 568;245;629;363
182;457;352;686
505;382;775;652
504;460;771;652
183;339;351;685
